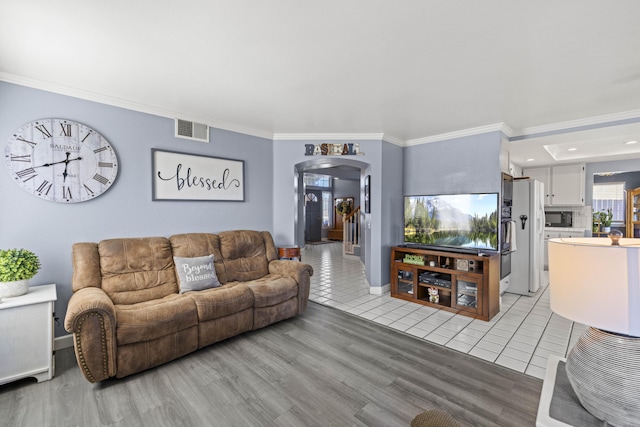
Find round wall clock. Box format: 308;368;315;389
5;118;118;203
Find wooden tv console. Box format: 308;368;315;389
390;246;500;321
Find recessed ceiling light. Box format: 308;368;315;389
526;158;535;162
568;148;577;151
625;140;638;145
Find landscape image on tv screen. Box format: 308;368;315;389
404;193;498;251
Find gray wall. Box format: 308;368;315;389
585;158;640;205
593;171;640;188
2;82;510;338
272;139;401;288
273;140;378;246
0;82;273;337
404;131;503;196
333;178;360;207
377;141;404;285
328;178;360;239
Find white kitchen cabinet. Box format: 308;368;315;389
523;167;551;205
0;284;57;385
550;164;585;205
523;164;585;206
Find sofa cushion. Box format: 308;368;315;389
185;283;254;321
116;326;199;378
243;274;298;308
115;294;198;346
197;309;253;348
71;242;102;291
169;233;228;284
218;230;272;282
253;298;298;330
173;255;221;293
99;237;178;304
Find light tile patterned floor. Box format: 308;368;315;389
303;242;587;380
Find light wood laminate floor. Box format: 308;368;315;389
0;302;541;426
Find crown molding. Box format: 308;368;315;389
273;132;405;147
0;72;273;140
404;123;507;146
273;132;398;141
381;134;405;146
5;72;637;146
513;109;640;137
500;123;515;138
273;133;385;141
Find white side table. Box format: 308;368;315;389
0;284;57;385
536;355;605;427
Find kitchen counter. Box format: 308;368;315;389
544;227;586;233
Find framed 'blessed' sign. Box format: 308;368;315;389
152;149;245;201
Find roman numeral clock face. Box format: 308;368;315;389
5;119;118;203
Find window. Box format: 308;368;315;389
322;192;332;227
304;173;332;188
592;182;625;222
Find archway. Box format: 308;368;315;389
294;157;370;263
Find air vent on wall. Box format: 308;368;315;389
175;118;209;143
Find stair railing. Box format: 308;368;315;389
343;206;361;254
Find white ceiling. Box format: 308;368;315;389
2;1;640;166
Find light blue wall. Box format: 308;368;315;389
273;140;378;245
2;82;509;338
585;158;640;205
272;139;402;288
404;131;503;195
377;141;404;285
0;82;273;337
333;178;360;207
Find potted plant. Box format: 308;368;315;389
598;209;613;233
0;248;41;298
592;212;601;233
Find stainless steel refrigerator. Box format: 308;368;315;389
510;179;545;295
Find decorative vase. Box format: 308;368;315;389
0;279;29;297
566;327;640;426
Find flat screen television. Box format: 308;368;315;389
404;193;499;252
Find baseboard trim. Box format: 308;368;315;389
370;283;390;295
55;334;74;351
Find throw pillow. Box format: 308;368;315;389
173;254;221;293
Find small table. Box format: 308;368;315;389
277;246;301;261
0;284;57;385
536;355;605;426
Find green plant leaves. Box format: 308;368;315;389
0;249;41;282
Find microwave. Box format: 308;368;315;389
545;211;572;227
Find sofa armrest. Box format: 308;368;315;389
269;260;314;313
64;287;117;383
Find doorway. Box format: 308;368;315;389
294;157;369;264
304;189;323;242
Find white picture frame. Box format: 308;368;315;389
152;149;245;201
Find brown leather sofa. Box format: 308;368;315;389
64;230;313;383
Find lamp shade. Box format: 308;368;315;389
548;237;640;337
